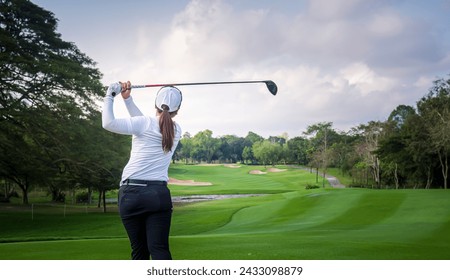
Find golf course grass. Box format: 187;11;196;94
1;164;449;260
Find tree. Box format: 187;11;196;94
304;122;334;187
244;131;264;146
0;0;105;204
376;105;417;189
402;113;436;188
0;110;50;204
191;130;220;163
388;105;416;129
268;136;286;145
74;112;129;209
0;0;103;113
242;146;254;164
287;137;309;165
219;135;245;163
240;131;264;165
178;132;193;164
328;130;360;175
252;140;282;166
417;76;450;189
354;121;384;188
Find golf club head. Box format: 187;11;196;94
265;80;278;96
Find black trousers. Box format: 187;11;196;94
118;180;173;260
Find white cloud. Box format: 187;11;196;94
307;0;364;20
124;0;445;136
368;9;404;37
414;76;434;89
44;0;449;138
339;62;396;96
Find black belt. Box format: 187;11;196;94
122;179;167;186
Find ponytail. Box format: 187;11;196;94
158;105;177;153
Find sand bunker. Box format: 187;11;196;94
249;170;267;175
168;178;212;186
249;168;287;175
267;168;287;172
224;164;241;168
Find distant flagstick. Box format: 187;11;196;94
110;80;278;96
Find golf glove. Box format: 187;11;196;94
106;82;122;98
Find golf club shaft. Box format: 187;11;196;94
109;80;277;96
131;80;270;89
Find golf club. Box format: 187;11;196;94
110;80;277;96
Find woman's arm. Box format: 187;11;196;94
101;84;130;134
119;81;144;117
124;96;144;117
102;82;149;135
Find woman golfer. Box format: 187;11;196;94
102;81;182;260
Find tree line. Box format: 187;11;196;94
1;1;449;207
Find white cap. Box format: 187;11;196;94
155;86;182;112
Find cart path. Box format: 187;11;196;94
290;165;346;188
325;174;346;188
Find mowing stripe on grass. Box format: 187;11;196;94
2;165;450;260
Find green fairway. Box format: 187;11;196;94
1;164;449;259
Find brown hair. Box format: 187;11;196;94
158;105;178;153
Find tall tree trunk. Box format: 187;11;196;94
20;184;29;205
438;151;448;189
97;191;102;208
16;178;29;205
87;186;92;204
102;190;107;213
316;167;319;183
373;157;381;188
394;163;399;189
426;165;433;189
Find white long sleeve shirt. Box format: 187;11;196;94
102;95;181;184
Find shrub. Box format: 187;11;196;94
76;192;89;203
305;184;320;190
348;183;365;188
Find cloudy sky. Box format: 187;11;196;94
33;0;450;138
